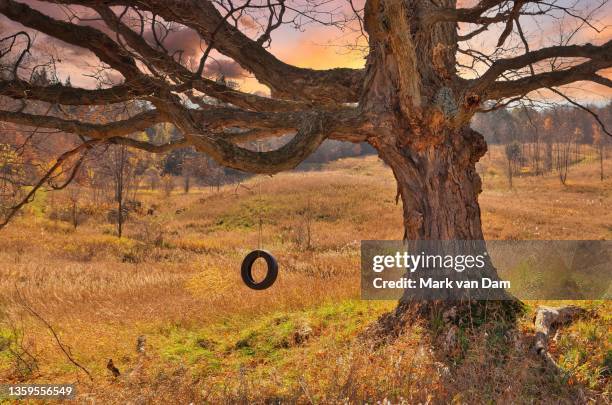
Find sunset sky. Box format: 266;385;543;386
1;0;611;104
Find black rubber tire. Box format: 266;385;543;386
241;250;278;290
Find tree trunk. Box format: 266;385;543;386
184;175;190;194
377;127;486;241
545;140;553;172
507;157;513;188
360;0;522;333
71;201;78;229
533;137;540;175
371;126;519;327
117;197;123;238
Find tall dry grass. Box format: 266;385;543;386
0;149;610;402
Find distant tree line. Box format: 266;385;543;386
472;103;611;146
472;102;610;186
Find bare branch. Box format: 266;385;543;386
0;0;141;80
14;286;93;381
0;109;164;139
0;141;98;230
474;40;612;99
37;0;363;103
107;136;190;152
0;79;149;105
188;112;330;174
547;87;611;137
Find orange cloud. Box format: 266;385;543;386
275;38;366;70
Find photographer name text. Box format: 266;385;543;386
372;277;510;289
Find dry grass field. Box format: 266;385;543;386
0;145;610;403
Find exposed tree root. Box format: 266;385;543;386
533;305;589;373
360;301;416;347
363;299;524;348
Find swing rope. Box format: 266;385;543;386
257;142;263;251
258;180;263;250
240;142;278;290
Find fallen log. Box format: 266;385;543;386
533;305;588;371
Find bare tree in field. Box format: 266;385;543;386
543;116;554;173
556;136;571;185
161;174;175;198
592;123;606;181
0;0;610;342
181;153;209;193
520;107;541;175
0;143;25;218
556;126;575;185
144;166;161;191
102;143;138;237
66;184;82;229
505;141;521;188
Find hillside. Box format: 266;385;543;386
0;147;610;403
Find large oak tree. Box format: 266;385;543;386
0;0;610;331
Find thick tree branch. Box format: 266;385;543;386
193;108;315;131
485;59;612;100
186;81;314;112
1;99;366;144
190;106;368;142
477;40;612;88
0;79;149;105
473;40;612;99
188;112;330;174
0;109;163;139
35;0;363;103
107;136;189;152
0;0;141;80
425;0;510;25
591;74;612;88
89;6;312;112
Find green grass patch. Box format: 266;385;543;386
154;300;392;376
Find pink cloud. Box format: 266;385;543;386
204;59;246;79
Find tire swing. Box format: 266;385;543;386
241;169;278;290
241;249;278;290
